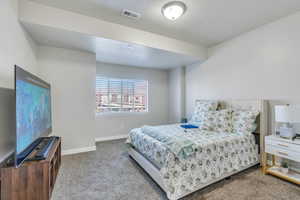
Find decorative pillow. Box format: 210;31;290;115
190;100;218;122
232;110;259;133
199;109;233;133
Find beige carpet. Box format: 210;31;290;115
52;139;300;200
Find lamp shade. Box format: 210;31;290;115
290;105;300;123
275;105;291;122
275;105;300;123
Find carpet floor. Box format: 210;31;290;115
52;139;300;200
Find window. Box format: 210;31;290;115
96;77;148;113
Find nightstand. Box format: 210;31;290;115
263;135;300;184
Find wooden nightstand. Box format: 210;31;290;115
263;135;300;184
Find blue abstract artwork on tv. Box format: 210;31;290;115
16;80;51;154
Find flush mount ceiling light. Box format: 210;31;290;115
162;1;187;21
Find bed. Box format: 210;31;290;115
127;100;269;200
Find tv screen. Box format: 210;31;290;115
15;66;52;166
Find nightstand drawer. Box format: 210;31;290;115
265;139;300;153
265;144;300;162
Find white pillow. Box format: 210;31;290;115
232;109;259;133
190;100;218;122
199;109;233;133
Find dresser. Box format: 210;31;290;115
0;138;61;200
263;135;300;184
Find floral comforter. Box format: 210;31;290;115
127;124;259;199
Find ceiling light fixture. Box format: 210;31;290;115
162;1;187;21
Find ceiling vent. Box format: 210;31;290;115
121;9;141;20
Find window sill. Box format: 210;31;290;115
95;111;149;117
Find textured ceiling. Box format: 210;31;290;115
30;0;300;46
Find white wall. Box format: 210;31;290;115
0;0;38;89
186;11;300;131
0;0;38;162
37;46;96;152
96;62;169;139
168;67;185;123
0;89;15;163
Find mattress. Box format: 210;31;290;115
128;124;259;199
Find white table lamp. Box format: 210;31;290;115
275;105;300;139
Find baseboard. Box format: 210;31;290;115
95;135;127;142
62;145;96;156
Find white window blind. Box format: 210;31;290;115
96;77;148;113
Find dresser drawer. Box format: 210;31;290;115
265;138;300;153
265;144;300;162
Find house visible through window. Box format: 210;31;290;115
96;77;148;113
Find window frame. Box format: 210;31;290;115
96;76;149;115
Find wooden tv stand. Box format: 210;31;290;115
0;137;61;200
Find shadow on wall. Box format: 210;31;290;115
0;87;15;164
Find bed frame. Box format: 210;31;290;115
128;99;269;200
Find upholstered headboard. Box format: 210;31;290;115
195;99;269;165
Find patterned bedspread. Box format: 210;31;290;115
127;124;259;199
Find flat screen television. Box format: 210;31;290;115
15;65;52;167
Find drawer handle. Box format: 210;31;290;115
278;144;289;148
278;151;289;156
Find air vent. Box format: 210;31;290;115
121;9;141;20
